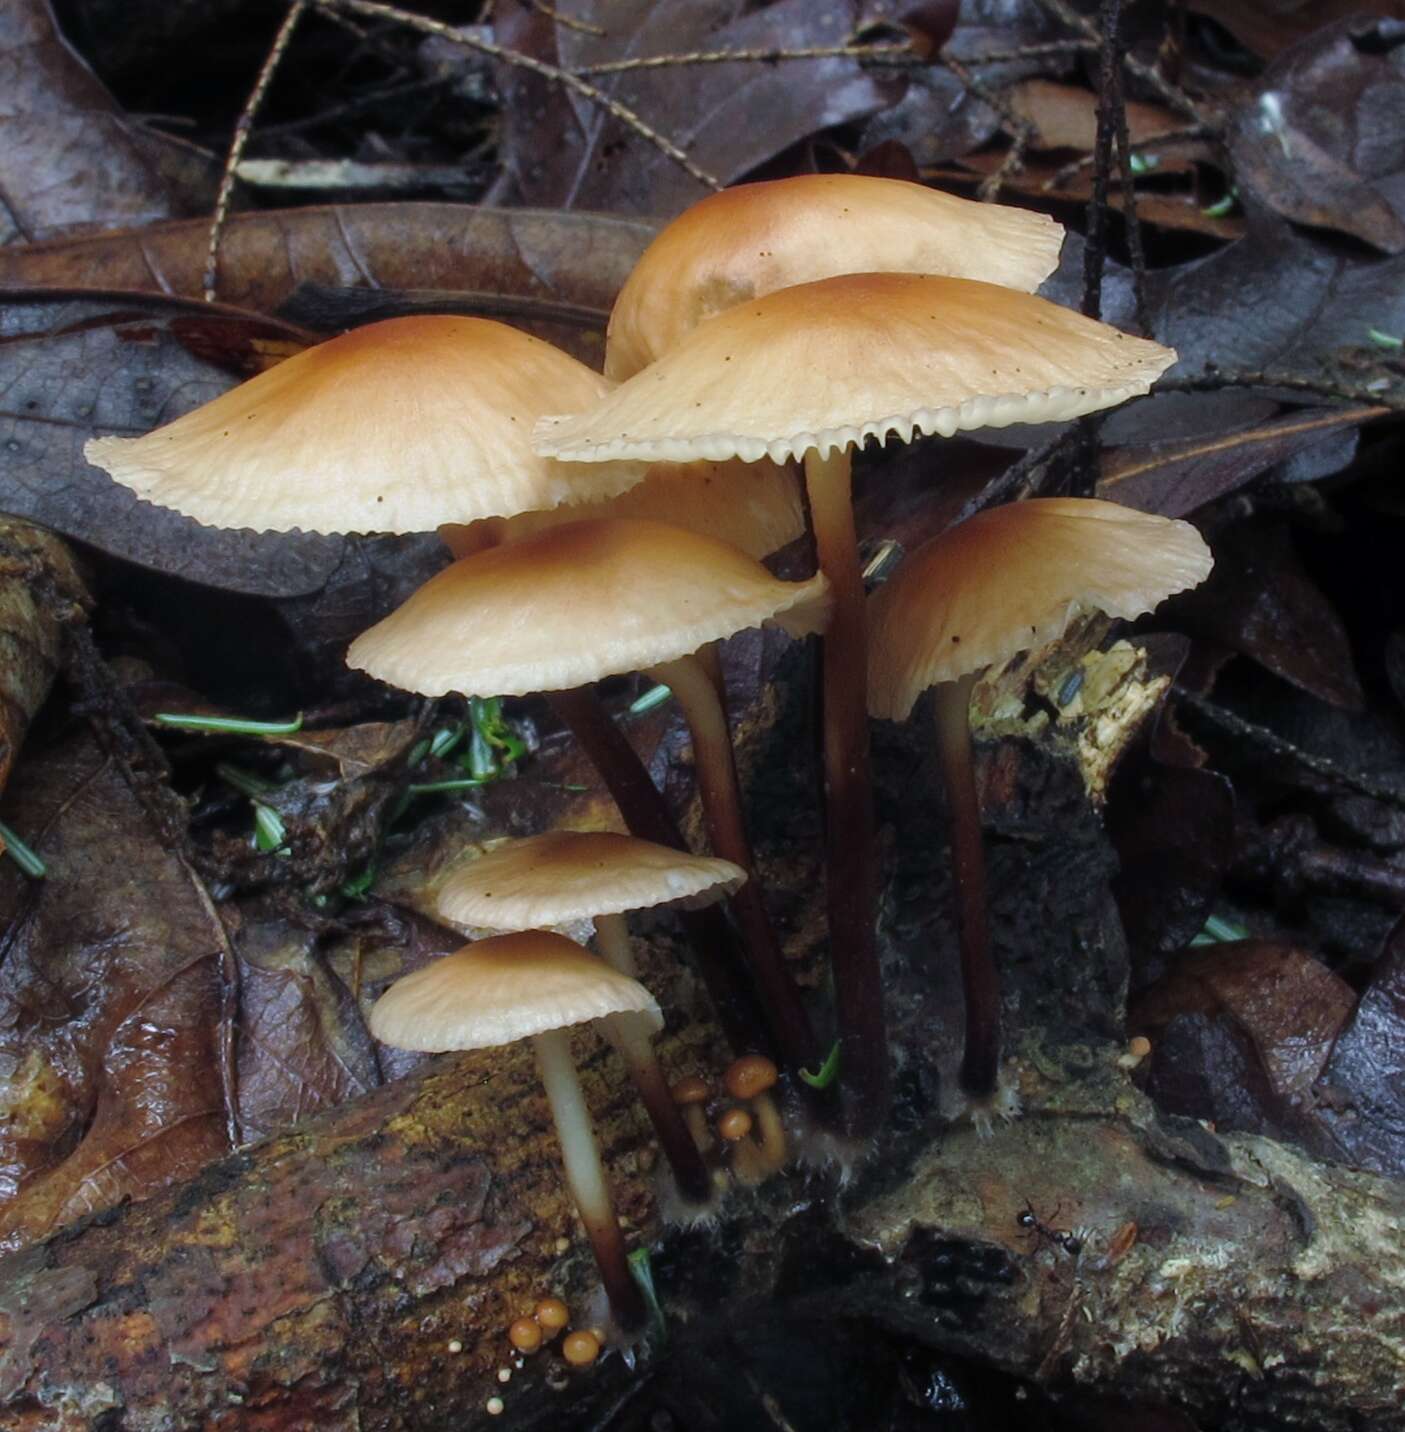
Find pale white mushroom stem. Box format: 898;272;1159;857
532;1028;646;1332
592;912;638;977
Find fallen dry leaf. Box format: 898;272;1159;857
1228;16;1405;254
494;0;900;215
1173;515;1365;711
1313;914;1405;1176
1100;404;1383;517
0;292;350;597
1192;0;1405;61
0;0;203;243
0;202;656;364
1131;939;1356;1149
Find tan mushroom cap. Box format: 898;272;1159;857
84;316;645;535
442;457;804;562
605;175;1065;381
347;517;831;698
867;498;1214;721
437;831;747;930
368;929;663;1052
535;274;1177;467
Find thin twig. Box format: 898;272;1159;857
939;52;1036;202
570;37;1094;76
1106;8;1149;334
204;1;309;303
1045;124;1208;190
314;0;722;192
1174;687;1405;812
530;0;604;37
1160;367;1405;412
573;42;915;75
1032;0;1214;129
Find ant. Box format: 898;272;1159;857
1016;1201;1083;1257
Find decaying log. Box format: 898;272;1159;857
1;638;1402;1430
1;1015;1402;1430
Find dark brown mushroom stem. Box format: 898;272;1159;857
645;653;818;1072
547;687;766;1055
802;448;888;1135
531;1028;648;1334
931;672;999;1097
593;914;714;1206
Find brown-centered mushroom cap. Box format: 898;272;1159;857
536;273;1177;467
605;175;1065;381
347;517;831;699
867;498;1214;721
367;929;662;1051
85;315;645;535
442;458;804;561
436;831;746;931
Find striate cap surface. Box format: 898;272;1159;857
85;315;645;535
347;516;831;698
537;274;1177;468
436;830;746;930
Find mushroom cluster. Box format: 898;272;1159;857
84;173;1212;1341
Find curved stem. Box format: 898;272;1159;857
932;674;1000;1097
802;449;888;1136
547;687;767;1054
532;1028;646;1334
594;916;714;1206
647;654;817;1071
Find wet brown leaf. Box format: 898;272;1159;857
1006;78;1193;158
0;729;229;1252
0;204;656;363
0;0;204;244
1313;913;1405;1176
1194;0;1405;62
1228;16;1405;254
494;0;900;215
1132;939;1356;1147
1173;515;1365;711
859;0;1064;167
0;292;350;598
1099;405;1383;518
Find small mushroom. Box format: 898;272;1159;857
348;517;831;1073
433;829;746;1207
722;1054;787;1185
369;930;658;1332
670;1075;714;1156
867;497;1212;1107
